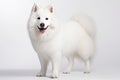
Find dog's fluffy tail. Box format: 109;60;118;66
71;14;96;39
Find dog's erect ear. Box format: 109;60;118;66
32;3;39;12
47;5;53;13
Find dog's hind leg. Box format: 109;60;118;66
63;56;74;74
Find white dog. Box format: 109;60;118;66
28;3;95;78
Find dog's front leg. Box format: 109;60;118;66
37;58;48;77
50;52;61;78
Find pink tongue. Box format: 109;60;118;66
40;30;45;33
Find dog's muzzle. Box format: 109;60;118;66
37;26;49;33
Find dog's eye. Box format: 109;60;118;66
45;18;48;20
37;17;40;20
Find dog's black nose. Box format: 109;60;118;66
40;23;45;28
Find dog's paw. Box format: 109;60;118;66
84;71;90;74
63;69;71;74
36;72;45;77
63;71;70;74
50;73;58;79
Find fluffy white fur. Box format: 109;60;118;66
28;3;95;78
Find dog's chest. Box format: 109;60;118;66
33;38;61;55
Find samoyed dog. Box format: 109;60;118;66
28;3;95;78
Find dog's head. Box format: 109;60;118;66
28;3;56;34
28;3;58;41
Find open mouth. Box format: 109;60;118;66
37;26;48;33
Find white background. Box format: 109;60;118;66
0;0;120;80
